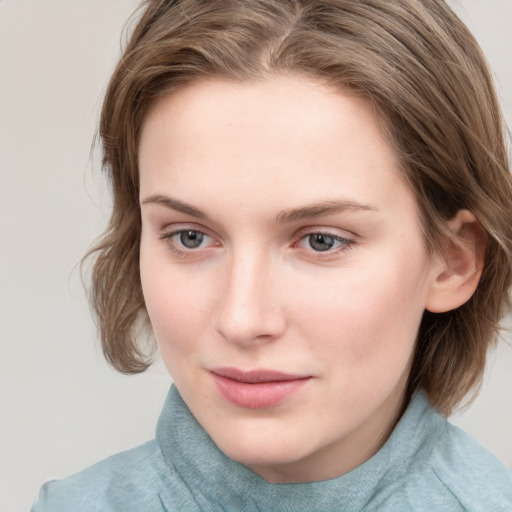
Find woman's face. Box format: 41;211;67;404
139;76;440;483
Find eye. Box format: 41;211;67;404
307;233;337;252
177;229;205;249
297;232;353;253
160;228;216;254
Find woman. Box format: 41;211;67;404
32;0;512;510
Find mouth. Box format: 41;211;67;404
210;367;311;409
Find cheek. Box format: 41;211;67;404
290;259;427;376
139;252;214;362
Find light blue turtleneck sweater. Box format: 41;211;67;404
32;386;512;511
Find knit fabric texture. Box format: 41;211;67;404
32;386;512;511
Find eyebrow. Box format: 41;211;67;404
274;200;379;223
141;194;208;219
141;194;379;223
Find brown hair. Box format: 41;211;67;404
87;0;512;415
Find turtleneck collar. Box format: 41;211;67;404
156;385;444;511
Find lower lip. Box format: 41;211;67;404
211;374;310;409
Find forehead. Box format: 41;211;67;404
138;76;415;221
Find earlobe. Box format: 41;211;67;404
425;210;486;313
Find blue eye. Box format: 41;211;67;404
299;232;353;253
307;233;336;251
178;230;205;249
160;229;211;253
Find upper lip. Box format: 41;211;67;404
210;367;310;383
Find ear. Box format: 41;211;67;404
425;210;486;313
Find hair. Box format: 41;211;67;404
86;0;512;416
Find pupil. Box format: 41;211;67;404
309;233;334;251
180;230;204;248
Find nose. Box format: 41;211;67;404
213;251;286;347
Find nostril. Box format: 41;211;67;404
212;258;286;346
213;302;286;347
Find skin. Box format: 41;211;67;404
138;75;471;483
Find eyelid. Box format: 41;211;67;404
159;221;217;240
294;225;356;242
292;226;356;256
159;223;221;255
157;222;356;259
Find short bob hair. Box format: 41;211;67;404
88;0;512;416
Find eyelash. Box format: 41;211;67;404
294;231;354;258
159;228;355;259
159;229;217;257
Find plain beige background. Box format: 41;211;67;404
0;1;511;511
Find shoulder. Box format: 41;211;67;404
382;421;512;512
426;422;512;511
31;441;169;512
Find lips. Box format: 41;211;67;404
210;367;311;409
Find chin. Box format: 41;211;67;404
210;419;315;467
